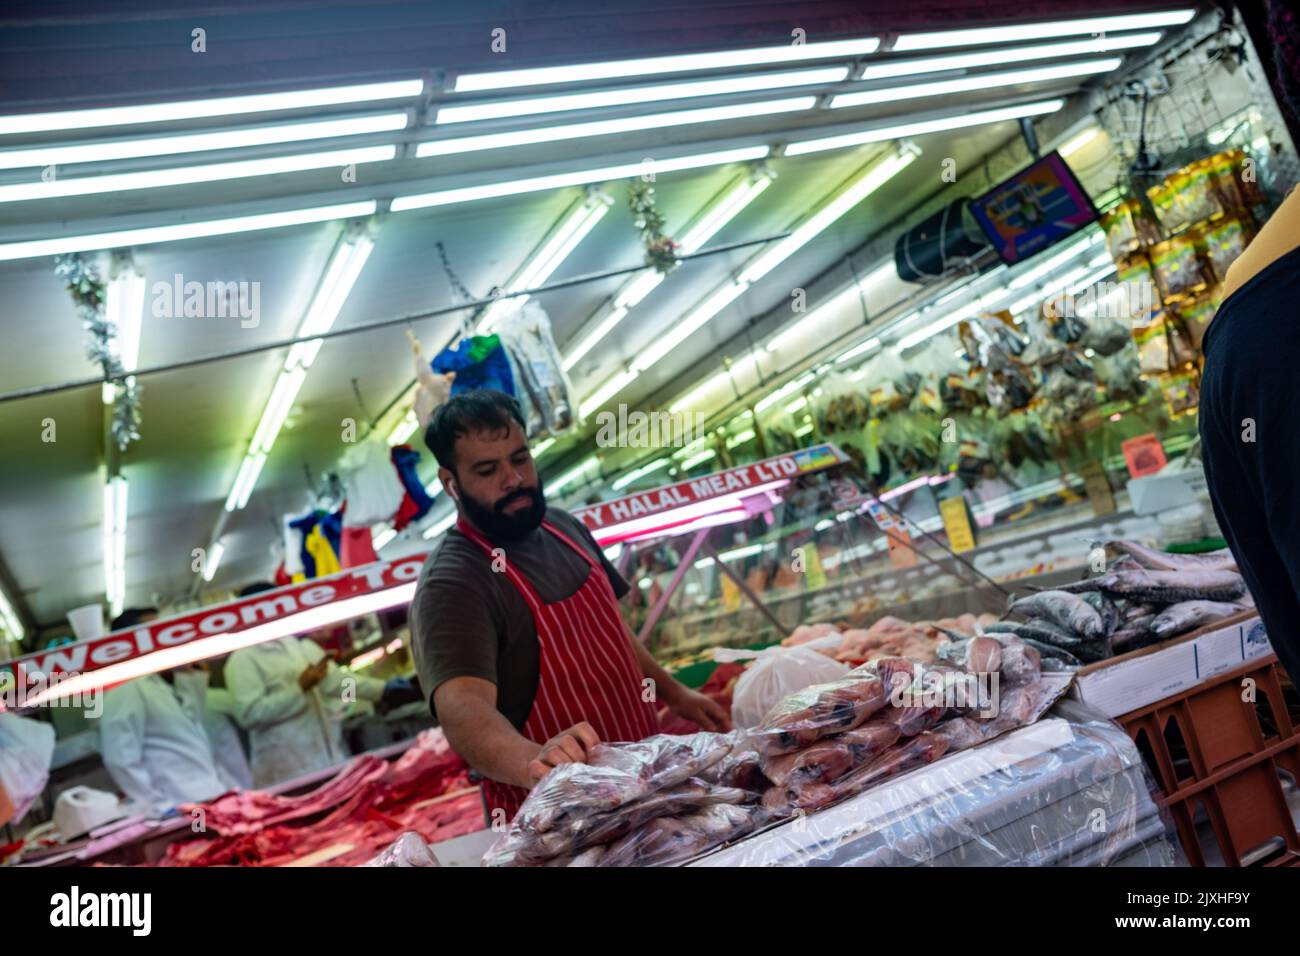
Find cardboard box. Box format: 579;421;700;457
1070;611;1272;719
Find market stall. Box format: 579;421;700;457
4;1;1300;878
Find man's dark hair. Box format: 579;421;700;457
111;607;158;631
424;389;527;471
237;581;278;597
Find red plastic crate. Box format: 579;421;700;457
1116;655;1300;866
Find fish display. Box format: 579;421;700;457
1006;590;1104;639
1107;539;1238;572
998;541;1254;664
1150;601;1247;639
984;618;1084;648
1081;591;1122;636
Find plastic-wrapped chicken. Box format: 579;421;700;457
495;778;752;866
748;673;887;756
362;831;440;867
594;803;767;867
482;732;735;865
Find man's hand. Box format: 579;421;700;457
525;722;600;786
298;660;327;691
668;688;732;732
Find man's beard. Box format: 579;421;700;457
459;481;547;542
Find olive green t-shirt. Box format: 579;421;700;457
409;506;631;730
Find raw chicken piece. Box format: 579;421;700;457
596;804;763;866
781;622;841;647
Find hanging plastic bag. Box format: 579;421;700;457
723;645;850;730
0;712;56;826
494;300;578;436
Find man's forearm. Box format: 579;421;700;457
629;633;688;707
441;696;540;790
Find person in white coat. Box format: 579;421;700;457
98;670;230;817
172;664;253;791
224;583;384;788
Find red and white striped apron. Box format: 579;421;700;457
455;518;659;820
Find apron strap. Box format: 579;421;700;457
454;518;545;612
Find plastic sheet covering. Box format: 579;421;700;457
362;831;440;867
692;699;1185;867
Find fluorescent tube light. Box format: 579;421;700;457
893;10;1195;51
681;449;717;470
551;456;599;494
202;541;225;583
563;169;773;371
418;98;814;157
1059;127;1102;157
0;114;407;169
611;458;671;491
0;585;24;642
861;33;1161;81
532;437;557;456
372;527;398;550
0;201;377;262
765;262;895;354
831;59;1122;109
836;335;883;364
737;148;918;286
579;369;637;418
103;477;127;617
0;80;423;135
0;146;396;203
102;267;146;404
455;38;879;91
787;99;1064;156
478;191;613;332
755;372;816;413
387;410;419;446
391;146;767;211
437;67;848;123
422;509;459;539
224;453;266;512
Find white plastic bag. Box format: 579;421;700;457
0;712;56;826
726;646;850;730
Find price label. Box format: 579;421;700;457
939;496;977;553
1122;433;1168;479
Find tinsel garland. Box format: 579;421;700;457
627;180;680;274
54;253;142;450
